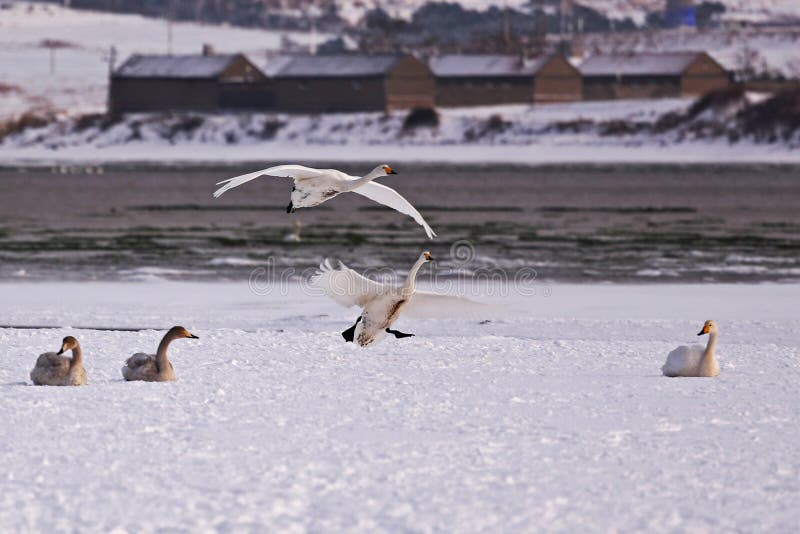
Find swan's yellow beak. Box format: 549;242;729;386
384;165;397;175
697;324;710;336
424;252;433;261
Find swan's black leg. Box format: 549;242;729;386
386;328;415;339
286;201;294;214
342;316;362;342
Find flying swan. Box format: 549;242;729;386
30;335;88;386
311;252;491;347
213;164;436;239
662;320;720;378
121;326;199;382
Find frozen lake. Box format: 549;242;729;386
1;282;798;531
1;163;799;282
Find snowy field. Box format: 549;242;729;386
3;134;799;165
0;2;326;120
1;281;798;531
3;98;800;165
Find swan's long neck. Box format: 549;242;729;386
156;333;175;372
343;168;382;191
401;257;426;296
701;331;718;373
69;344;83;368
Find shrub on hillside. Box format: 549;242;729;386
0;111;53;141
687;84;747;120
402;107;439;130
739;88;800;142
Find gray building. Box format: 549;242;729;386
580;51;730;100
267;54;435;113
430;54;582;107
110;53;270;114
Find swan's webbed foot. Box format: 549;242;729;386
286;201;295;214
342;316;362;342
386;328;415;339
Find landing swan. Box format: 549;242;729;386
662;320;720;378
213;164;436;239
311;252;488;347
30;336;87;386
121;326;198;382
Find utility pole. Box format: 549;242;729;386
310;10;317;55
503;3;511;53
106;45;117;115
167;19;173;54
166;0;174;55
107;45;117;76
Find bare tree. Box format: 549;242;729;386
733;45;767;82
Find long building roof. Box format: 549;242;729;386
268;54;407;78
579;52;708;77
114;54;240;79
429;54;553;77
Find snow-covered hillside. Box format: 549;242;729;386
1;281;799;531
337;0;800;25
0;2;327;120
581;27;800;79
2;95;798;165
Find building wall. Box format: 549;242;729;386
272;57;435;113
273;77;387;113
219;82;275;109
110;55;270;113
743;80;800;93
582;77;617;101
616;76;682;99
533;56;582;103
681;54;730;96
435;77;534;107
583;76;682;100
110;78;220;113
384;56;435;110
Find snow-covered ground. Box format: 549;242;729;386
0;2;327;120
4;135;800;165
2;98;799;165
1;281;798;531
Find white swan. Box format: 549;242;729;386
121;326;198;382
30;336;87;386
213;164;436;239
662;320;720;378
311;252;488;347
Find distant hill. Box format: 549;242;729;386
28;0;800;28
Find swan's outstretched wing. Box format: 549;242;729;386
213;164;324;198
351;182;436;239
404;291;501;319
310;259;387;308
